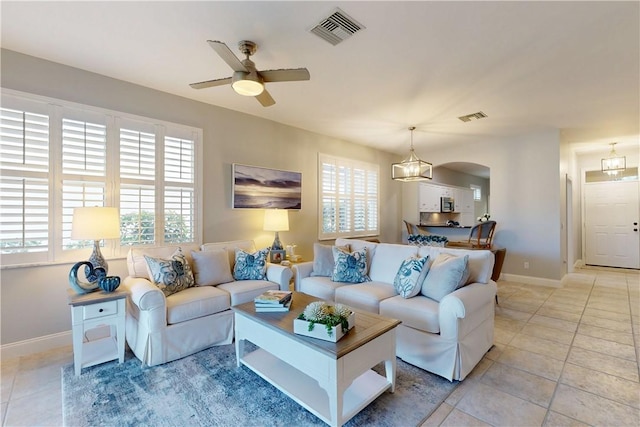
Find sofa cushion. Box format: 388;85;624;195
166;285;230;325
191;249;233;286
421;253;470;302
202;240;256;270
331;247;371;283
334;282;397;314
310;243;350;277
217;280;279;306
393;255;430;298
335;238;378;271
299;276;346;301
127;243;200;279
144;248;196;297
418;246;494;284
380;295;440;333
233;248;269;280
369;243;419;283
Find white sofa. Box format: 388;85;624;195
121;240;292;366
293;238;497;381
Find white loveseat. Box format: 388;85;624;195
122;240;292;366
293;238;497;381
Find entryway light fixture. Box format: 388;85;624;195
391;127;433;181
601;142;626;176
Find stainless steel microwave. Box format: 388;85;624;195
441;197;455;212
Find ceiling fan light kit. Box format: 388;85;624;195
601;142;626;176
392;127;433;182
190;39;310;106
232;71;264;96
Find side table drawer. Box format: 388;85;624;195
84;300;118;320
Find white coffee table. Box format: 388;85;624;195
232;292;401;427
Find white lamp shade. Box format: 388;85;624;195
263;209;289;232
71;207;120;240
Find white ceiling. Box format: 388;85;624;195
2;1;639;173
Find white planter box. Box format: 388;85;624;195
293;312;355;342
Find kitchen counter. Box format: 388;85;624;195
417;224;472;242
419;224;471;228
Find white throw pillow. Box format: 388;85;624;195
421;253;470;302
393;256;429;298
191;249;233;286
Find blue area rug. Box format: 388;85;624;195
62;344;458;426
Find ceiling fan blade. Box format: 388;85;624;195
207;40;248;73
189;77;232;89
255;89;275;107
259;68;310;83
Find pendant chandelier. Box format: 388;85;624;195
601;142;626;176
392;127;433;181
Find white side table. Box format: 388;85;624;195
67;289;128;376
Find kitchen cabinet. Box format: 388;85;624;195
419;183;441;212
454;188;474;213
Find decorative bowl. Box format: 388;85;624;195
99;276;121;292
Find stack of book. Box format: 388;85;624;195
254;290;292;312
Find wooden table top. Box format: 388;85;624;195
232;291;401;359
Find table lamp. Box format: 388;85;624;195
263;209;289;251
71;207;120;281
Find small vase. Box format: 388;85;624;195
99;276;121;292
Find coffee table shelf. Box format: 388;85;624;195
241;348;390;425
233;292;401;427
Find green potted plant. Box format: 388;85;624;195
294;301;355;342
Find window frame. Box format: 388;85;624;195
470;184;482;201
0;89;203;267
317;153;379;240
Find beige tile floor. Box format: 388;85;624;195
1;266;638;426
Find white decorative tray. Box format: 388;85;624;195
293;312;355;342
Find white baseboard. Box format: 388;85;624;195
501;273;562;288
1;331;71;360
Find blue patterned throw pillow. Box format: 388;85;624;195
144;248;195;297
233;248;269;280
331;247;371;283
393;256;430;298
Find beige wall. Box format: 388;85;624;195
0;50;400;347
1;48;588;354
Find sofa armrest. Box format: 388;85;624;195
439;281;497;339
292;262;314;291
121;276;167;329
266;264;293;291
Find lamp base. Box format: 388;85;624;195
271;232;284;251
86;240;109;282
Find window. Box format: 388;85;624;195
470;184;482;201
318;153;379;240
0;90;202;267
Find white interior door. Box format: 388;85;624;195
584;180;639;268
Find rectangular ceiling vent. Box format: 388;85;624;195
458;111;488;123
310;8;365;46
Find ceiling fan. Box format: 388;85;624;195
189;40;310;107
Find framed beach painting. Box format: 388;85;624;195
232;164;302;209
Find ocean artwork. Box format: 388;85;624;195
232;164;302;209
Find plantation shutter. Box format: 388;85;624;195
164;135;195;244
318;153;379;240
61;116;107;250
0;105;50;257
119;124;156;246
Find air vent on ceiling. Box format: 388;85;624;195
310;8;365;46
458;111;488;122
